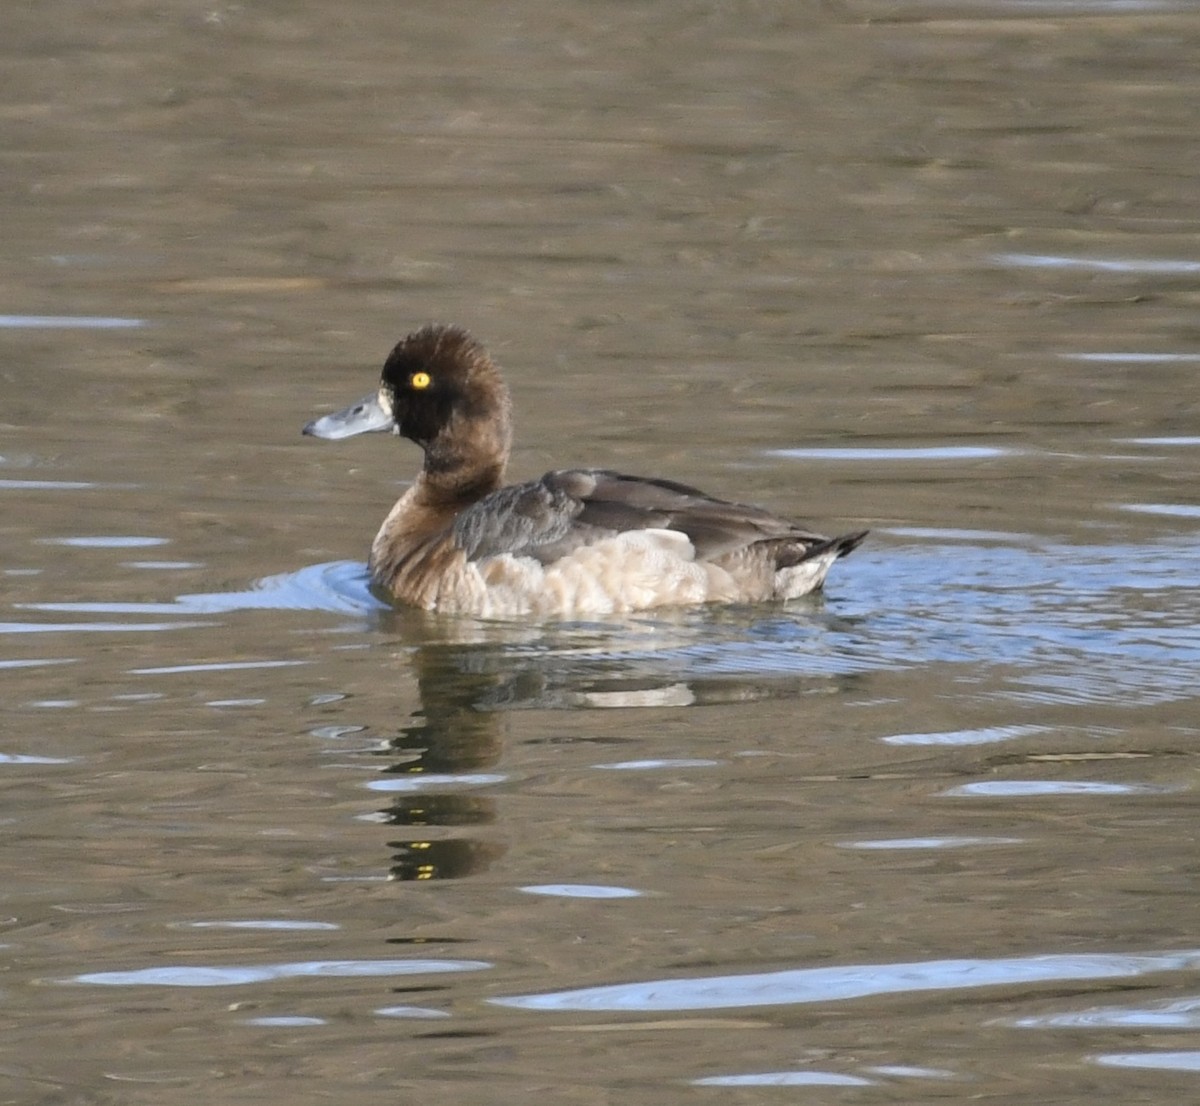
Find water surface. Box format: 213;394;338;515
2;1;1198;1103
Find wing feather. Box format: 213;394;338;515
452;468;840;567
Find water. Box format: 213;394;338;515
3;1;1199;1102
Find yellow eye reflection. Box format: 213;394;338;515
411;371;432;390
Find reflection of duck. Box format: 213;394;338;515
304;325;866;617
374;640;507;882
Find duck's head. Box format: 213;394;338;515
303;325;512;479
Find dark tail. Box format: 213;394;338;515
822;529;869;560
775;529;868;569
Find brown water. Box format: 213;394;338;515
3;1;1199;1102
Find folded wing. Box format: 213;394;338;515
451;468;843;566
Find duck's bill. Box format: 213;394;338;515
303;391;395;440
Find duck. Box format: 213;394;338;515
303;325;866;617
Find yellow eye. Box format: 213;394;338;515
411;371;432;390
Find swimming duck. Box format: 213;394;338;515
303;325;866;617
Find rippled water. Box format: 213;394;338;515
3;0;1200;1103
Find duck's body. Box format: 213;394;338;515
303;325;866;617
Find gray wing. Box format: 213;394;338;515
451;468;832;565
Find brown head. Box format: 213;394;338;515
304;324;513;500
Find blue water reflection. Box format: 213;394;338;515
770;445;1012;461
41;536;169;548
520;884;643;899
0;752;77;765
375;1005;452;1019
995;253;1200;274
841;836;1024;850
1093;1052;1200;1072
493;950;1200;1013
243;1016;327;1027
945;781;1175;798
9;561;382;624
0;620;217;634
694;1071;874;1086
1011;994;1200;1029
180;920;340;932
882;725;1049;747
0;315;144;328
71;957;490;987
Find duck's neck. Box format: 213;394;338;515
414;408;512;509
370;400;511;594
